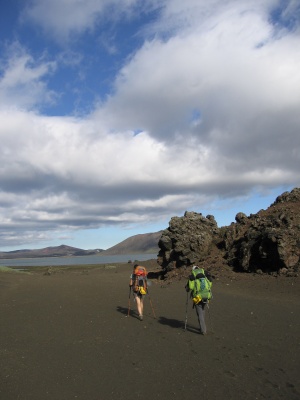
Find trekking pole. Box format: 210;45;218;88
147;288;156;319
127;286;131;317
184;291;189;331
207;303;214;333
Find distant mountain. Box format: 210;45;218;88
0;231;163;259
102;231;162;255
0;245;103;259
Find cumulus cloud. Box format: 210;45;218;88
0;0;299;248
21;0;156;41
0;106;203;246
95;1;300;172
0;43;57;110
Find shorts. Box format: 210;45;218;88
133;290;144;299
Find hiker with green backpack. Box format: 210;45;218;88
185;265;212;335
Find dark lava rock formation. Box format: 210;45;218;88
157;188;300;279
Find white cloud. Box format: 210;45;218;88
0;0;299;248
0;43;57;110
94;0;300;171
22;0;153;41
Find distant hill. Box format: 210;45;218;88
0;231;163;259
0;245;103;260
102;231;162;255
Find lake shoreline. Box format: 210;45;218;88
0;253;158;268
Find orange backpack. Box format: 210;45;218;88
132;265;147;294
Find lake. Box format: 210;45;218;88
0;253;158;268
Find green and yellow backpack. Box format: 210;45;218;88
188;267;212;304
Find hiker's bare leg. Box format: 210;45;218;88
136;296;144;317
140;297;144;316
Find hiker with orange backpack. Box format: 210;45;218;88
129;264;148;321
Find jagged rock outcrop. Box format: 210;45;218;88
158;188;300;278
157;212;221;271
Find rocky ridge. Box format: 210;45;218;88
157;187;300;279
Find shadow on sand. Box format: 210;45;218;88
116;305;142;320
157;316;183;328
117;306;201;332
157;316;200;334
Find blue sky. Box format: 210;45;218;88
0;0;299;251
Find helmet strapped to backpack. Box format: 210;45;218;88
134;265;147;276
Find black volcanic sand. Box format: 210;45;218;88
0;261;299;400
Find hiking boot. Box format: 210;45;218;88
139;315;143;321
